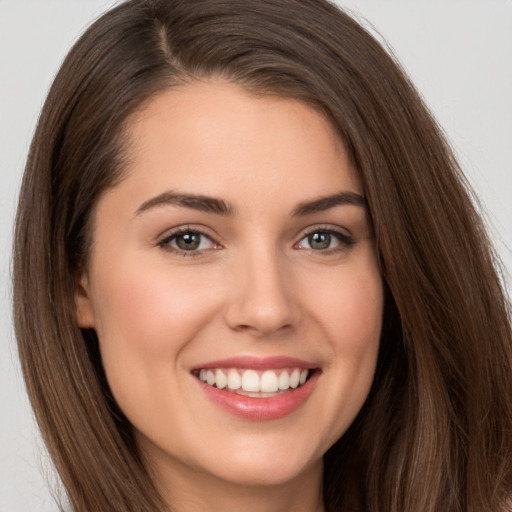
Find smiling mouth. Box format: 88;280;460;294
193;368;311;397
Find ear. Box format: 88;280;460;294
75;273;96;328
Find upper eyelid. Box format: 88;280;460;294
295;225;356;250
155;223;354;249
157;225;218;243
298;224;353;239
157;228;220;257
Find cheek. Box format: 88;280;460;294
304;259;383;411
92;261;217;350
308;262;384;352
88;261;221;403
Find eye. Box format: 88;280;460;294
159;229;218;254
296;229;354;251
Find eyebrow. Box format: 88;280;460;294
135;191;235;216
134;190;366;218
291;191;366;216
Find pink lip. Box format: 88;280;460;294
191;355;318;371
193;357;320;421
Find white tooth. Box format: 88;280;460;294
260;370;279;392
278;370;290;390
299;369;309;385
241;369;260;392
227;369;241;390
206;370;215;386
215;369;227;389
199;369;207;382
290;368;300;388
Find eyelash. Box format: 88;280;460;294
157;227;218;258
157;225;355;257
296;226;355;254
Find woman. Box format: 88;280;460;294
13;0;512;511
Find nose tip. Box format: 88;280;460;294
229;302;295;337
224;258;299;337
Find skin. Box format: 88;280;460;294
76;81;384;512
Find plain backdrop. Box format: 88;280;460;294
1;1;511;511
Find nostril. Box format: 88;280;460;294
231;321;294;337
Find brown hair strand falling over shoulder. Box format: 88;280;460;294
13;1;512;511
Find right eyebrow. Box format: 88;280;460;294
134;191;235;217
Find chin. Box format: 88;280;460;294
198;439;325;488
212;461;319;488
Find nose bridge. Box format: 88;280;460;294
225;239;298;336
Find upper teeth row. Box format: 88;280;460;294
198;368;309;393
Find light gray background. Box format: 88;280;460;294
1;1;511;511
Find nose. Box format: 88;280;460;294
224;249;299;337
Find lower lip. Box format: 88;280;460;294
196;372;319;421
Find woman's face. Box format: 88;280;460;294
77;81;383;497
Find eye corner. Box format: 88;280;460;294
156;226;222;257
295;226;356;253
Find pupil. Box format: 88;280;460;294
177;233;200;250
309;232;330;250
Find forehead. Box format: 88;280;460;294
114;80;361;210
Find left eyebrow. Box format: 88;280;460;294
291;191;367;217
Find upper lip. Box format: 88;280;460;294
191;355;318;371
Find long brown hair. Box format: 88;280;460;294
13;1;512;511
